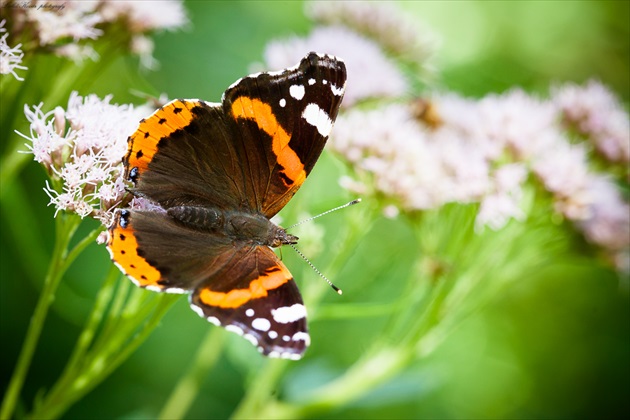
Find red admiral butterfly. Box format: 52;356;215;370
106;52;347;359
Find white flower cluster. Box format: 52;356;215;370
331;85;629;270
2;0;188;65
552;80;630;163
262;0;438;106
99;0;189;33
332;102;514;218
0;19;27;80
19;92;154;225
305;0;437;67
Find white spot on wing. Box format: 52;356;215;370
276;352;302;360
252;318;271;332
226;325;244;336
289;84;305;100
331;83;344;96
308;78;316;85
268;330;278;339
145;285;162;293
279;98;286;107
244;334;258;347
207;316;221;326
302;104;333;137
272;303;307;324
191;305;205;318
292;332;311;346
287;353;302;360
246;308;255;317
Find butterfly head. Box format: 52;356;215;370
270;227;298;248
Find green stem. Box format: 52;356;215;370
265;345;414;419
61;226;103;274
400;264;452;349
106;295;178;372
0;213;81;420
230;359;290;419
307;345;413;407
159;328;226;420
43;265;121;399
28;288;178;420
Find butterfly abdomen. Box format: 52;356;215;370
167;206;224;232
167;206;298;248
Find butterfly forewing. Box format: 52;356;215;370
223;53;347;216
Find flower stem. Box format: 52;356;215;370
295;345;414;416
28;283;178;419
159;327;226;420
230;359;289;419
0;213;81;420
42;265;121;400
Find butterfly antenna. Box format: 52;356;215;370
286;198;361;230
289;244;343;295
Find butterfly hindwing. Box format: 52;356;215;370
190;246;309;359
107;209;235;292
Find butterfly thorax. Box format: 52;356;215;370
167;205;298;248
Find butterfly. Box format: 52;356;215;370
106;52;347;360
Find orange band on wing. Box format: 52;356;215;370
107;221;161;287
126;99;197;175
231;97;306;186
199;262;292;308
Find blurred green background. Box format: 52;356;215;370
1;1;628;418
